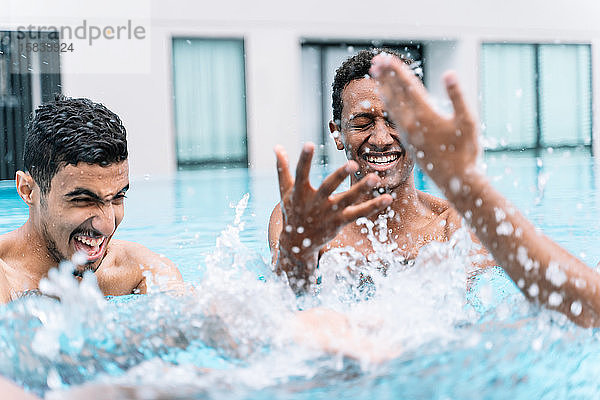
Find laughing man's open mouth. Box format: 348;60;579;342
72;232;108;263
363;152;402;164
361;147;405;170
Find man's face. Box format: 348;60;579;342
35;161;129;273
334;77;414;189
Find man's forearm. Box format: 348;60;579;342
369;55;600;326
445;171;600;327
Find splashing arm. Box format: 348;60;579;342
452;172;600;326
370;54;600;327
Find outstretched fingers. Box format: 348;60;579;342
371;54;428;106
295;142;315;191
275;145;294;199
341;195;393;224
370;53;408;87
316;161;358;199
370;56;408;108
370;58;415;134
443;71;472;124
333;173;379;209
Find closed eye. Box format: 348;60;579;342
70;197;98;205
350;121;374;130
112;194;127;204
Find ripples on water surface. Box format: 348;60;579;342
1;150;600;399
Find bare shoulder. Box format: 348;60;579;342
0;229;18;260
0;257;11;303
109;239;182;280
0;233;7;256
414;193;496;269
416;190;463;231
417;190;459;222
0;232;18;303
416;190;451;215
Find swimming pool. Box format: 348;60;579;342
1;149;600;399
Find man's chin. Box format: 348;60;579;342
375;175;411;192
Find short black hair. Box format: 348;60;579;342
332;48;419;123
24;94;128;194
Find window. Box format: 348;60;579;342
172;38;248;167
538;45;592;147
480;43;592;151
301;42;423;167
0;31;61;180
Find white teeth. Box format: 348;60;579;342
75;236;104;247
365;154;400;164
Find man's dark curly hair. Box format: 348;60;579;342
24;94;128;194
332;48;416;124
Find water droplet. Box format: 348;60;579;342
570;300;582;316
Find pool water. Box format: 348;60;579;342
1;149;600;399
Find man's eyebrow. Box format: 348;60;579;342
65;185;129;200
348;112;375;121
64;188;102;200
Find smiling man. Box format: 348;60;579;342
0;95;182;302
269;49;493;293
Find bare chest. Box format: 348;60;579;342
320;216;452;261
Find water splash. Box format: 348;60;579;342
314;213;481;354
0;195;596;399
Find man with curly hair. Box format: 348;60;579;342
0;95;182;302
269;48;494;293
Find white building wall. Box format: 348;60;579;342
3;0;600;176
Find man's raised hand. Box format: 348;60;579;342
274;142;392;293
370;54;481;193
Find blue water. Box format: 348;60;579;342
1;148;600;399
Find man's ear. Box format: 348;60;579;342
329;120;345;150
15;171;37;206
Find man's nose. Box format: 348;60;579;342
92;203;116;236
368;121;394;149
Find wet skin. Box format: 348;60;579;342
0;161;182;302
269;76;494;291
